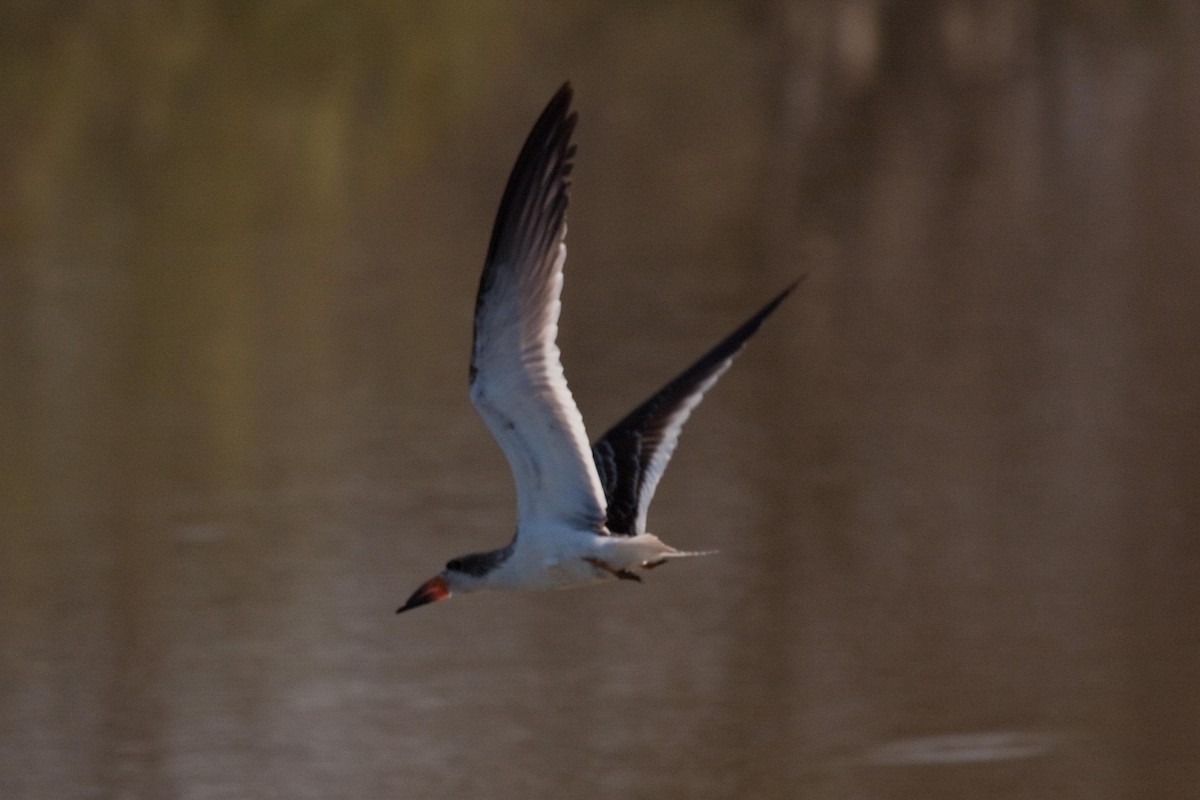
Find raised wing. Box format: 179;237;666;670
591;281;801;535
469;83;607;530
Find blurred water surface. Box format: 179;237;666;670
2;3;1198;799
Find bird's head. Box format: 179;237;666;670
396;549;507;614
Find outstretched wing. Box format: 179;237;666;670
469;83;607;530
591;281;801;535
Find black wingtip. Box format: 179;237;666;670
765;274;807;313
539;82;575;131
739;274;806;334
481;82;579;271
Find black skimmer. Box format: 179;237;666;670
398;83;799;614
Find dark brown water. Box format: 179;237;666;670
3;4;1198;798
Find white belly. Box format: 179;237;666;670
487;531;677;591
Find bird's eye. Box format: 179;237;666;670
446;559;462;572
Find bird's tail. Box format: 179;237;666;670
663;548;718;558
640;548;718;569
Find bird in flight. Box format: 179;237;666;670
398;83;799;613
